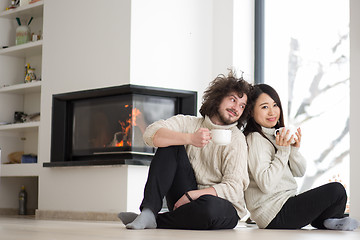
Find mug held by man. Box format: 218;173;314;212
211;129;231;145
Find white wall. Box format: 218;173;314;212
130;0;213;93
40;0;132;164
130;0;254;107
350;0;360;220
38;0;253;216
212;0;234;77
39;0;134;214
39;165;148;213
233;0;254;82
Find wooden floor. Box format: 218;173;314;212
1;215;359;240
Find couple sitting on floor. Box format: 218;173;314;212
119;71;359;231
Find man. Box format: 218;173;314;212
119;71;252;230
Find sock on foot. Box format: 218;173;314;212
118;212;138;225
324;217;360;231
126;208;157;230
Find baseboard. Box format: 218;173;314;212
35;210;120;221
0;208;36;216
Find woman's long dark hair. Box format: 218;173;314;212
243;84;285;149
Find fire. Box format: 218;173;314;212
132;108;141;126
115;140;124;147
114;106;142;147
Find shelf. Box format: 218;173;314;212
0;40;42;58
0;121;40;132
0;163;40;177
0;81;41;94
0;1;44;19
0;0;43;209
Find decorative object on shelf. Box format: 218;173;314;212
23;112;40;122
25;68;36;82
5;151;24;164
31;33;38;41
21;154;37;163
3;152;37;164
5;0;19;10
29;0;41;4
24;63;37;82
20;0;31;7
31;30;42;42
15;16;33;45
18;185;27;215
14;111;25;123
13;111;40;123
25;63;29;77
15;24;30;45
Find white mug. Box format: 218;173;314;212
211;129;231;145
274;127;298;144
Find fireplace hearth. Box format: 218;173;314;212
44;84;197;167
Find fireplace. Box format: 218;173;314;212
44;84;197;167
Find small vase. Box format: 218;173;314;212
16;25;31;45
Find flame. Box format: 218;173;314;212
114;106;142;147
132;108;141;126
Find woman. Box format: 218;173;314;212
243;84;359;230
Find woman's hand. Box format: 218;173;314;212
275;127;302;147
275;128;294;146
291;127;301;148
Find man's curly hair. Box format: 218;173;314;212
199;70;253;128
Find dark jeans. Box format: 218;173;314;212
266;182;347;229
140;145;239;230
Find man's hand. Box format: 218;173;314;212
153;128;211;148
173;193;192;210
173;188;217;210
190;128;211;147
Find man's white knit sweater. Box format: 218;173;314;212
245;127;307;228
143;114;249;218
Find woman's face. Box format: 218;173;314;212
253;93;281;128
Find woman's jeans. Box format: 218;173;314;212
266;182;347;229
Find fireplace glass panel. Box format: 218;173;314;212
72;94;176;156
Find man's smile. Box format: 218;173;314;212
227;108;238;117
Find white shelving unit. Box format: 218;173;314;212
0;1;43;19
0;81;41;94
0;1;44;179
0;162;40;177
0;121;40;131
0;40;42;57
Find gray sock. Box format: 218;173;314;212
324;217;360;231
118;212;138;225
126;208;157;230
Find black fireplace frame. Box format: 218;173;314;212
44;84;197;167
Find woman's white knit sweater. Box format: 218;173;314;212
245;127;307;228
143;114;250;218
